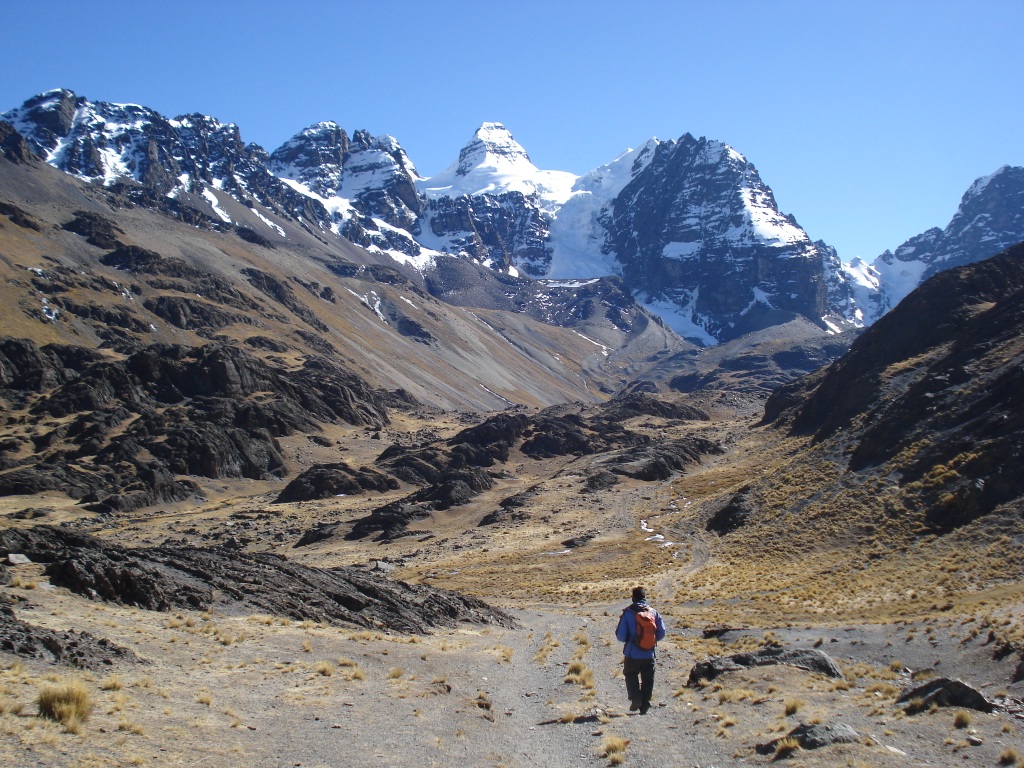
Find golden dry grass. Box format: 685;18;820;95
36;678;92;732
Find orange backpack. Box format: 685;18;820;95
633;606;658;651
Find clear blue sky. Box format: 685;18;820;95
2;0;1022;262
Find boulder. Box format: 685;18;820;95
897;677;994;713
756;722;860;755
293;523;342;548
601;392;709;422
688;647;845;686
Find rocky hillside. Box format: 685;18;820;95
763;243;1024;532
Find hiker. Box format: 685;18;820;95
615;586;666;714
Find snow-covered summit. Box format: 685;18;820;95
421;122;576;208
863;164;1024;321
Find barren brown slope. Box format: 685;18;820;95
0;149;683;412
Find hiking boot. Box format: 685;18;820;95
629;698;641;711
639;702;650;715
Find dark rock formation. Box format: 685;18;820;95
581;470;619;493
0;527;514;633
0;120;39;164
561;531;597;548
756;722;860;755
597;437;723;481
600;392;709;422
236;226;275;248
687;648;845;686
0;200;42;230
293;522;343;548
0;339;391;510
61;210;124;249
0;606;139;668
706;485;756;535
897;677;994;713
347;468;494;542
275;462;399;503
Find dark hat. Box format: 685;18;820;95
631;586;646;603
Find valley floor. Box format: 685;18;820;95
2;579;1023;768
2;396;1023;767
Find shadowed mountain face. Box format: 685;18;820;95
764;244;1024;530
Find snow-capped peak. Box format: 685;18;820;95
420;122;576;208
455;122;532;176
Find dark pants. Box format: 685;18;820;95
623;656;655;706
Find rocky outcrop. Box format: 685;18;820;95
0;606;138;668
593;437;723;481
869;165;1024;319
0;338;391;510
0;120;38;164
275;462;399;503
706;485;757;535
600;392;709;423
756;722;860;755
346;468;494;542
61;210;124;249
0;527;513;633
687;648;845;686
897;677;994;713
0;200;42;230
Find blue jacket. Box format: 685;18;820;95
615;601;667;659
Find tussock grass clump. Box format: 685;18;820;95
773;736;801;760
782;697;804;716
117;718;146;735
99;674;124;691
903;696;928;714
998;746;1019;765
387;667;404;680
717;688;754;704
952;709;972;728
601;734;630;765
864;682;900;699
476;691;495;721
564;661;596;689
37;678;92;732
315;661;335;677
534;631;560;664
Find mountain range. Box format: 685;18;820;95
5;89;1022;347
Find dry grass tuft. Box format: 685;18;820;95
998;746;1019;765
99;674;124;691
564;661;596;689
782;697;804;716
952;709;972;729
37;678;92;732
602;734;630;764
772;736;801;760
